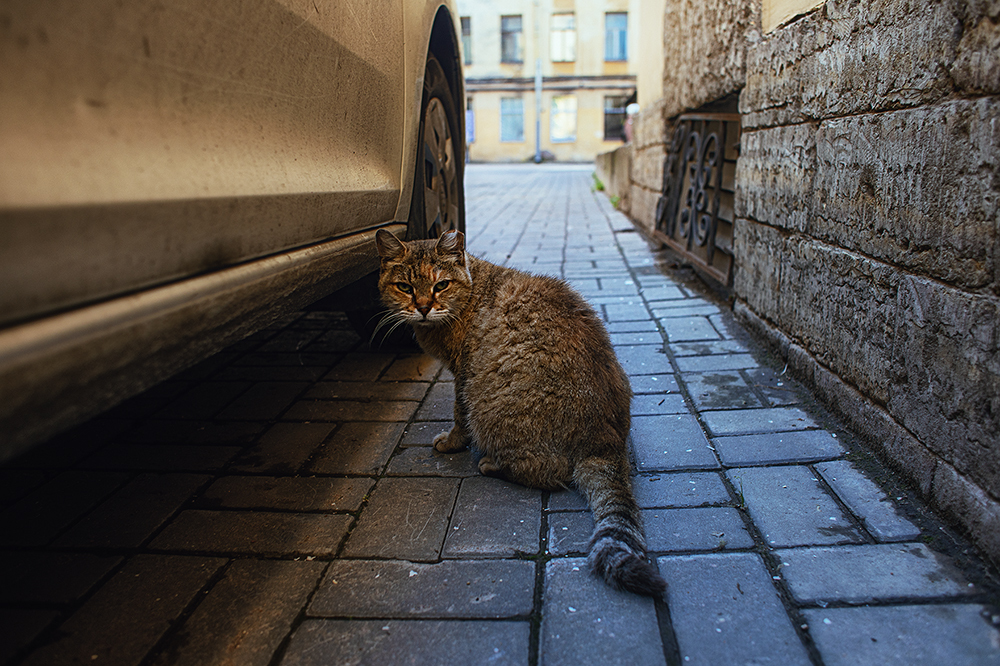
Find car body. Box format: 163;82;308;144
0;0;466;459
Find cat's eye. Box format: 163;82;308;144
395;282;413;294
433;280;451;293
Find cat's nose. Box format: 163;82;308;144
417;306;431;317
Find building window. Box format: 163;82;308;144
550;95;577;143
500;97;524;142
461;17;472;65
501;15;523;63
603;95;629;140
550;13;575;62
605;12;628;61
466;96;475;145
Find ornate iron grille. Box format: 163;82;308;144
654;113;740;287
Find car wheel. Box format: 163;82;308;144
347;52;465;347
408;52;466;240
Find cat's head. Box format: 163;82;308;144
375;229;473;326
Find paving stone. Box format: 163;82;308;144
713;430;846;466
308;422;405;475
0;469;45;508
400;420;451;445
728;465;863;547
150;559;324;666
443;476;542;558
152;382;251;420
540;558;665;666
604;302;652;322
303;381;429;401
548;508;752;554
652;304;724;319
283;399;418;422
701;407;820;437
632;472;732;507
744;367;802;406
20;554;224;666
670;339;751;356
344;477;459;561
606;319;659;333
281;619;530;666
214;364;328;382
777;543;975;604
199;476;374;512
0;552;121;604
629;374;677;394
615;345;675;375
235;351;340;368
639;285;686;301
660;316;721;342
310;559;535;618
0;609;57;665
632;392;689;415
675;353;759;373
81;442;243;472
658;552;811;665
230;422;335;474
322;352;395;381
124;419;264;445
255;329;321;352
56;473;209;548
381;354;443;381
385;447;480;477
611;331;664;346
803;604;1000;666
631;415;719;471
151;510;352;556
415;382;456;421
815;460;922;542
0;471;127;547
684;372;763;410
215;381;309;420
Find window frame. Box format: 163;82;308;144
549;13;576;63
604;12;628;62
461;17;472;65
500;96;525;143
549;95;577;144
501;15;524;64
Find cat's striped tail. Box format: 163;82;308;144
573;456;667;597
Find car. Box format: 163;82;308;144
0;0;466;460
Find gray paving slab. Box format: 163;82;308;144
615;345;675;375
651;304;724;319
198;476;374;512
606;319;659;333
343;477;459;561
675;353;759;373
0;552;121;604
815;460;922;542
80;442;243;472
385;446;480;477
632;392;689;415
303;380;429;401
443;476;541;558
216;381;309;420
611;331;664;345
670;339;751;356
322;352;395;381
713;430;846;466
727;465;864;547
744;366;802;406
309;559;535;618
803;604;1000;666
629;374;677;394
660;316;721;342
683;372;763;410
414;381;455;421
701;406;820;436
281;619;531;666
631;415;719;471
283;398;418;422
0;609;57;665
540;558;665;666
632;472;732;508
400;420;451;444
150;560;324;666
20;555;224;666
308;422;405;475
230;422;335;474
658;552;812;666
604;302;652;322
151;510;353;556
777;543;975;604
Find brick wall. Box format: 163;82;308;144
599;0;1000;564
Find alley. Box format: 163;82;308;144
0;164;998;665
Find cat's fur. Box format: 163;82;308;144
375;229;666;597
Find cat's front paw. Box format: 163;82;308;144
433;428;469;453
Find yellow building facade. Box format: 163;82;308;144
458;0;640;162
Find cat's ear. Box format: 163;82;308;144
435;230;466;265
375;229;406;262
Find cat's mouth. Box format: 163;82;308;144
408;309;448;324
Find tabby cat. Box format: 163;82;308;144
375;229;666;597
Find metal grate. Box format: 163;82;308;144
655;113;740;287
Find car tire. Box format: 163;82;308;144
347;51;465;348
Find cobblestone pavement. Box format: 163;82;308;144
2;164;999;666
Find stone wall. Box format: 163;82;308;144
600;0;1000;563
736;0;1000;563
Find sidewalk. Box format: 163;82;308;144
1;163;998;665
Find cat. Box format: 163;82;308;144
375;228;666;597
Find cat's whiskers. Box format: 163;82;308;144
370;310;411;347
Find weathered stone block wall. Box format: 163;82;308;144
594;144;632;213
735;0;1000;562
628;98;668;234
